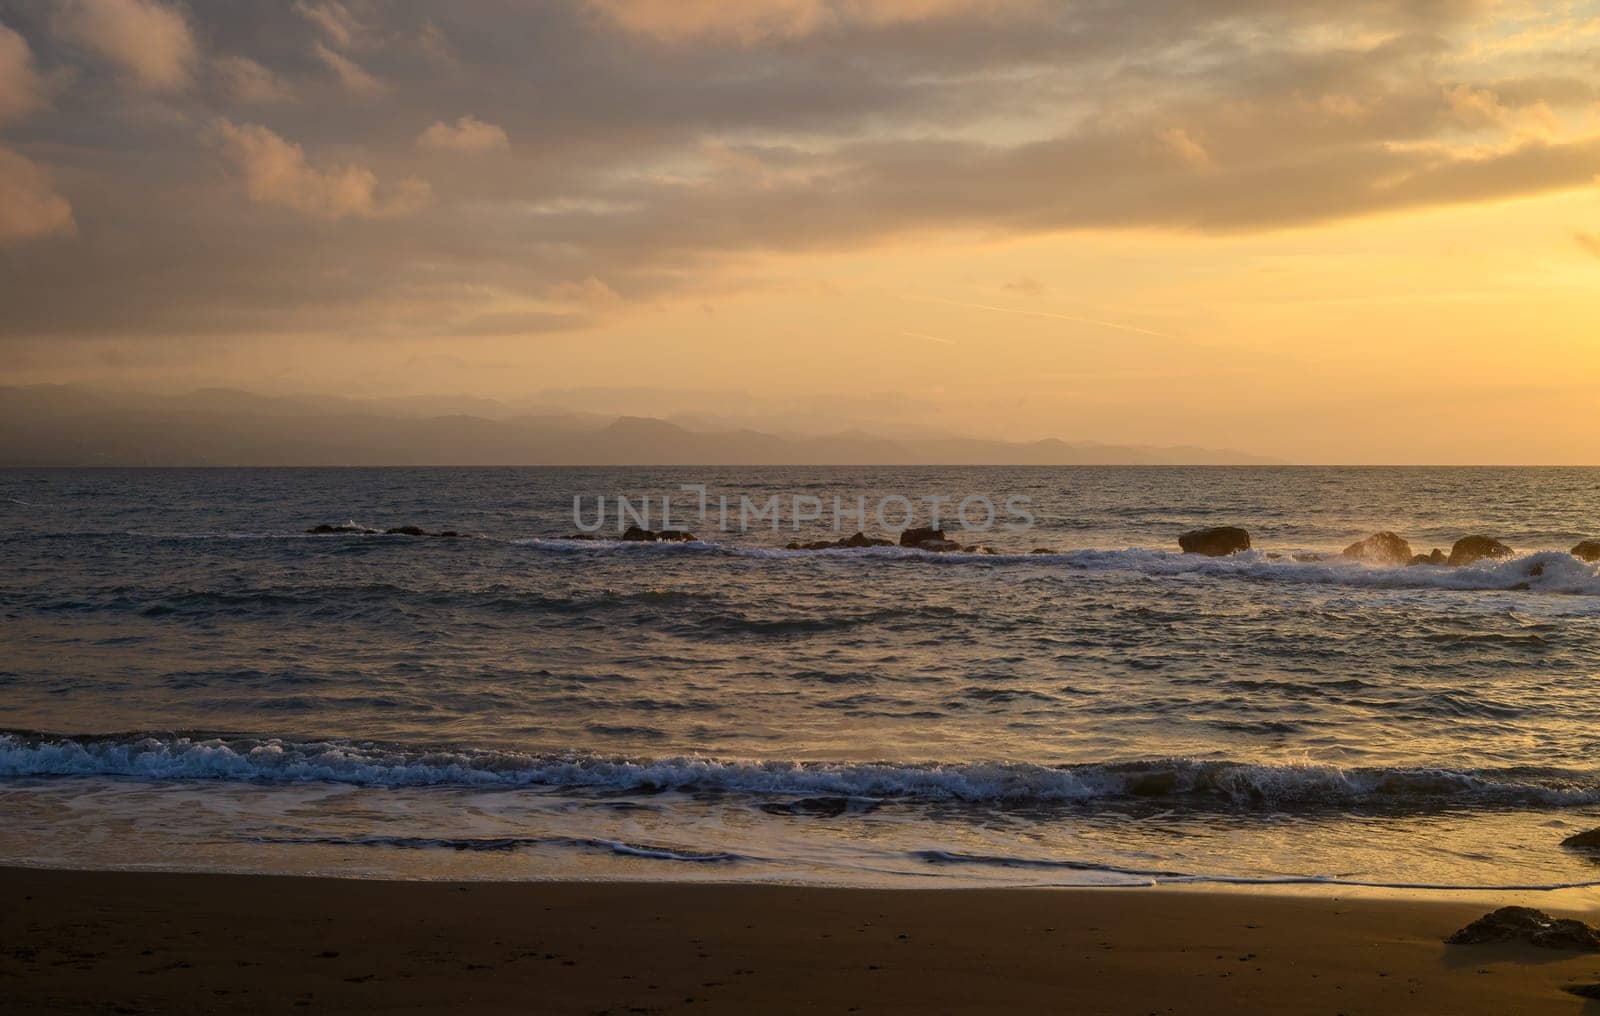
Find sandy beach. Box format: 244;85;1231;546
4;867;1599;1014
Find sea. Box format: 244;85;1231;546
2;466;1599;890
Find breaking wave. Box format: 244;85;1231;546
6;732;1600;812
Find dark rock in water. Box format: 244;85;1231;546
1409;549;1447;566
1445;907;1600;950
1342;531;1413;566
435;531;463;539
306;523;379;535
760;796;879;818
656;529;696;542
1448;535;1513;567
1029;548;1056;554
899;526;946;548
385;525;426;536
620;526;694;542
1572;540;1600;563
801;540;836;550
1566;984;1600;1000
621;526;654;542
842;531;893;548
1178;526;1251;557
1561;828;1600;850
565;533;601;541
1292;553;1324;563
918;539;963;552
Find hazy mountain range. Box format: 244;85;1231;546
0;386;1281;466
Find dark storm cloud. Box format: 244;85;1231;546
0;0;1596;347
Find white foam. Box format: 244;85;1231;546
5;733;1598;809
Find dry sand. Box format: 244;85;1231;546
5;867;1600;1013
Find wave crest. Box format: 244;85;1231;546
5;732;1599;812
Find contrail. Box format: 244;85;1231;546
902;295;1175;339
899;330;956;346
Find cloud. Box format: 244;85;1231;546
1000;278;1045;296
57;0;196;91
6;0;1600;350
1576;232;1600;259
212;55;294;105
417;115;509;154
313;41;384;96
0;147;74;243
586;0;1033;45
214;119;428;220
0;22;47;123
294;1;366;50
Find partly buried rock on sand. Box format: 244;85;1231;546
1447;535;1514;567
1573;540;1600;563
1342;531;1412;566
1561;828;1600;850
1178;526;1251;557
1445;907;1600;950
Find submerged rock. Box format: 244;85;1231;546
1342;531;1413;566
1178;526;1251;557
385;525;426;536
1445;907;1600;950
1029;548;1057;554
1409;549;1448;566
1447;535;1514;567
1572;540;1600;563
759;796;878;818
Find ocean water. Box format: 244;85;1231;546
2;466;1599;889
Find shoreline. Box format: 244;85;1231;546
6;867;1600;1013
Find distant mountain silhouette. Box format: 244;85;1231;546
0;386;1282;466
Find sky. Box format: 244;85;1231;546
0;0;1598;463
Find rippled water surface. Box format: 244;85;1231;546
2;467;1599;888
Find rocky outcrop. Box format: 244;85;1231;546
899;527;946;549
1445;907;1600;950
306;523;378;535
307;523;464;537
1178;526;1251;557
843;531;895;548
1342;531;1412;566
1409;549;1448;566
784;532;896;550
1572;541;1600;563
621;526;696;542
1447;535;1513;567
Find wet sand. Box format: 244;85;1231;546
4;867;1600;1013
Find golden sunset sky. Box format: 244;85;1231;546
1;0;1598;461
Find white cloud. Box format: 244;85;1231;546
417;115;509;154
214;119;428;220
213;55;294;105
314;41;384;97
57;0;197;91
0;147;74;243
0;23;48;124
